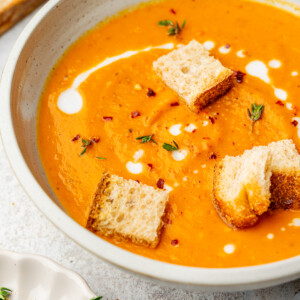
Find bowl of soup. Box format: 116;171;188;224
1;0;300;291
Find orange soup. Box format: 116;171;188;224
37;0;300;268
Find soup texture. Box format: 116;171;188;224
37;0;300;268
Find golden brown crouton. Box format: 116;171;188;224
153;40;234;112
213;139;300;228
87;172;169;248
0;0;46;36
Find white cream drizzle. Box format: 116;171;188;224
267;233;274;239
184;123;197;132
268;59;281;69
169;124;182;136
218;45;231;54
57;43;175;114
126;161;143;174
203;121;209;126
286;103;293;110
236;50;246;58
172;149;188;161
164;184;173;193
203;41;215;51
224;244;235;254
133;149;144;162
274;88;287;101
245;60;270;84
289;218;300;227
292;71;299;76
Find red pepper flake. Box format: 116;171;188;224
136;180;140;183
291;120;298;127
209;153;217;159
171;239;179;246
131;111;141;118
90;136;100;143
276;100;284;106
203;137;210;140
156;178;165;189
170;102;179;107
147;88;156;97
147;163;153;171
103;116;113;121
233;70;246;83
192;129;197;133
170;8;176;14
72;134;80;142
209;116;215;124
225;44;231;49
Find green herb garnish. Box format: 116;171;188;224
247;103;264;132
96;157;106;160
136;134;157;144
158;19;186;36
163;140;179;151
90;297;103;300
0;288;12;300
80;138;92;156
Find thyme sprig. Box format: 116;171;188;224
80;138;92;156
158;19;186;36
90;297;103;300
163;140;179;151
247;103;264;132
0;287;12;300
136;134;157;144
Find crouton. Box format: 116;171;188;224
213;148;272;228
213;139;300;228
153;40;234;112
86;172;169;248
0;0;45;36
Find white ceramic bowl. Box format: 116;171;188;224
0;250;96;299
1;0;300;292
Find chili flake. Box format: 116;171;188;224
171;239;179;246
209;153;217;159
233;70;246;83
147;88;156;97
72;134;80;142
276;100;284;106
170;102;180;106
209;116;215;124
131;111;141;118
156;178;165;189
291;120;298;127
103;116;113;121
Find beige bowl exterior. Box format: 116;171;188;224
1;0;300;291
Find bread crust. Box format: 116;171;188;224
87;172;168;248
270;172;300;210
0;0;45;36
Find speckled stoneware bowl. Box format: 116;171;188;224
1;0;300;292
0;250;96;299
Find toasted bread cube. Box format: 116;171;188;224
87;173;169;248
213;148;272;229
213;140;300;228
268;140;300;210
153;40;234;112
0;0;46;36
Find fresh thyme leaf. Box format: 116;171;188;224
0;287;12;300
247;103;264;132
158;19;186;36
158;20;173;26
96;157;106;160
163;140;179;151
80;138;92;156
136;134;157;144
90;297;103;300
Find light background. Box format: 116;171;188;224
0;9;300;300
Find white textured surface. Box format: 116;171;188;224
0;11;300;300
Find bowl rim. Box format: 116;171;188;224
1;0;300;290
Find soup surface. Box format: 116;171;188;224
37;0;300;267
